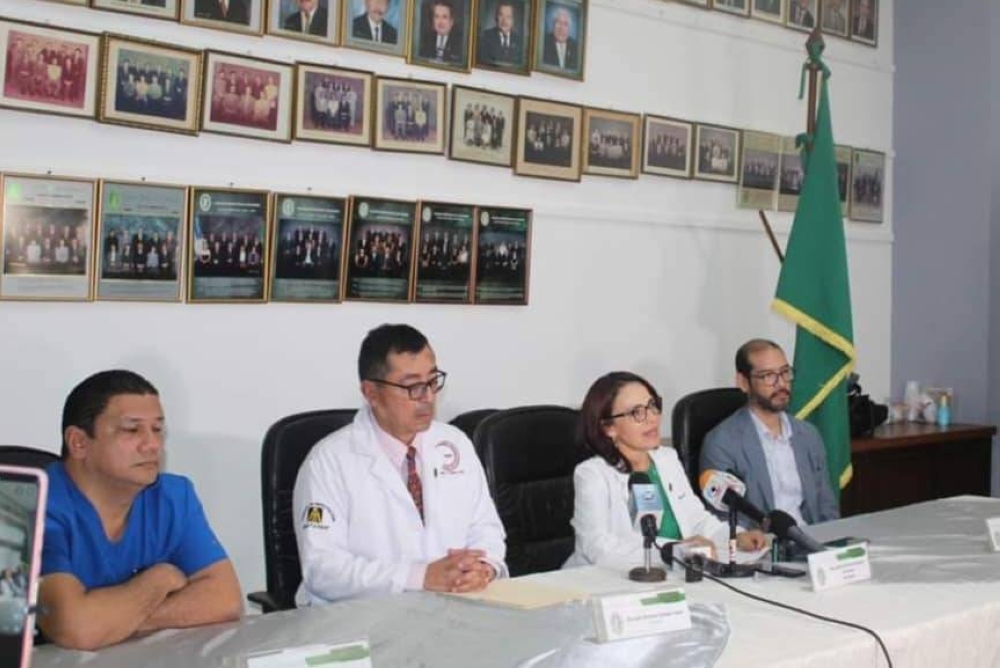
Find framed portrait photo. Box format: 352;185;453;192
777;135;803;212
95;180;188;302
99;36;203;136
413;201;475;303
786;0;817;32
93;0;181;19
849;0;877;46
341;0;409;57
641;115;693;179
514;97;582;182
750;0;785;24
473;0;532;75
0;20;99;120
677;0;709;7
408;0;473;72
737;130;780;210
820;0;849;38
849;148;884;223
344;196;416;302
181;0;265;35
531;0;586;81
201;51;294;143
474;205;530;305
449;86;515;168
0;174;96;302
294;63;373;147
269;193;347;302
693;123;741;184
713;0;749;17
582;108;640;179
374;76;446;154
188;187;270;302
268;0;340;45
835;144;852;216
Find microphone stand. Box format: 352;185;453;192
706;506;755;579
629;522;666;583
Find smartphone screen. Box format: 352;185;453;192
0;467;47;668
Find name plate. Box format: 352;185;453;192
245;640;373;668
986;517;1000;551
807;543;871;592
591;588;692;642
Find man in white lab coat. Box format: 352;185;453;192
293;324;507;605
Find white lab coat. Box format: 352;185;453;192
563;446;729;573
293;405;507;605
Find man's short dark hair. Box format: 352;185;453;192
495;0;515;19
735;339;783;378
61;370;159;459
358;324;430;381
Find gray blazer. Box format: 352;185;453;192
700;406;840;525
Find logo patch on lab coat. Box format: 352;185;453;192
434;441;464;476
302;503;334;529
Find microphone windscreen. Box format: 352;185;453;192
767;509;797;539
629;472;651;487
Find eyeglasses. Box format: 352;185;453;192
366;370;447;400
749;366;794;387
605;396;663;424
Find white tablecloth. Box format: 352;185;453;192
30;496;1000;668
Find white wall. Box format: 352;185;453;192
0;0;893;600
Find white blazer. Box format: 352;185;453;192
563;447;728;573
293;405;507;605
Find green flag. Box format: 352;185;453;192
772;53;856;496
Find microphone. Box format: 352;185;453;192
698;470;766;525
627;472;663;533
767;510;825;554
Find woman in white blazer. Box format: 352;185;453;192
564;371;766;573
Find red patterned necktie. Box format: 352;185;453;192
406;446;424;521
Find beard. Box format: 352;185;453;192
751;388;790;413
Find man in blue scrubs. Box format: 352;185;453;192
38;370;242;650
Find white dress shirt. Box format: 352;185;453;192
748;410;806;526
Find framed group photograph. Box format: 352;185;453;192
641;115;692;179
0;20;100;120
820;0;849;38
341;0;409;57
294;63;373;147
849;148;884;223
202;51;294;143
0;174;96;301
268;0;340;45
786;0;817;31
835;144;852;216
374;77;446;154
474;206;530;305
413;201;475;303
181;0;265;35
473;0;532;75
188;187;270;302
677;0;709;6
777;135;803;212
750;0;785;24
93;0;181;20
95;181;188;302
449;86;515;168
99;36;203;136
694;123;741;184
713;0;749;17
408;0;473;72
737;130;780;210
515;97;582;182
270;193;347;302
849;0;877;46
531;0;586;81
582;108;640;179
344;196;416;302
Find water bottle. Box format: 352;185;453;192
937;394;951;428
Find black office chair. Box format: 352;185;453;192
0;446;59;470
248;409;356;613
472;405;589;577
670;388;746;492
449;408;498;443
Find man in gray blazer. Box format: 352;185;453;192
700;339;839;525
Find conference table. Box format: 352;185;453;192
32;496;1000;668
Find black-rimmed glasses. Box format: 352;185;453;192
605;396;663;424
366;370;448;400
750;366;794;387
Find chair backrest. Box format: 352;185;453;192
0;446;59;471
259;409;356;611
449;408;498;443
472;405;589;577
670;388;746;491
